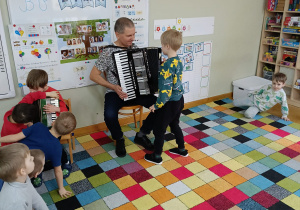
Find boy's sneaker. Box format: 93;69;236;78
62;162;72;179
144;153;162;165
31;174;43;188
169;148;188;157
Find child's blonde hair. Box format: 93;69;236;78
53;112;77;136
28;149;45;178
273;72;287;84
160;29;182;51
26;69;48;89
0;143;30;182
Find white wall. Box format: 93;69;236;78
0;0;265;129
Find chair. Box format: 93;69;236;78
60;98;76;163
106;105;143;132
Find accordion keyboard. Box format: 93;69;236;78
114;51;137;101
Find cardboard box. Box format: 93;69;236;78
232;76;272;99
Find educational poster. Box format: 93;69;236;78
154;17;214;40
7;0;150;92
55;19;111;63
112;0;149;47
179;41;212;103
9;23;61;88
0;9;15;99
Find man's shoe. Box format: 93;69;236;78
116;139;126;157
134;134;154;151
144;153;162;165
62;163;72;179
169;148;188;157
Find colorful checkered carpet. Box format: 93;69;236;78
39;98;300;210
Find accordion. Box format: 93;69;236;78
112;47;161;101
34;98;59;127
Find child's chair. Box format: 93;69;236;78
60;98;76;163
106;105;143;132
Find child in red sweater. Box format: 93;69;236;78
26;69;68;114
1;91;58;146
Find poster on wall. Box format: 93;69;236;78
179;41;212;103
7;0;150;92
0;9;15;99
9;23;61;88
112;0;149;47
154;17;214;40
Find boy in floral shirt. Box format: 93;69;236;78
233;72;289;120
145;29;187;164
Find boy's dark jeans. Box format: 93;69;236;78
153;96;185;155
104;92;157;140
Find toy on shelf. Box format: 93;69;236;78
266;14;282;31
280;50;297;67
263;36;279;45
267;0;285;11
294;79;300;89
263;64;275;80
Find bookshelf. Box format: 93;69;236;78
257;0;300;107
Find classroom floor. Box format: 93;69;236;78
38;98;300;210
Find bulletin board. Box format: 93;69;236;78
169;41;212;103
0;9;15;99
6;0;149;93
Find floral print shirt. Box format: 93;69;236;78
154;56;183;109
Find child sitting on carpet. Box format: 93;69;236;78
0;110;77;198
145;29;187;164
0;143;48;209
233;72;289;120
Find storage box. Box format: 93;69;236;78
232;76;272;99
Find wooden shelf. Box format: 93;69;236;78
265;30;281;33
278;64;296;69
259;60;277;65
268;10;284;12
263;43;279;46
282;32;300;35
286;10;300;13
281;45;299;49
257;0;300;108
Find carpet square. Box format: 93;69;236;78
223;172;247;186
194;184;220;200
76;189;101;206
273;164;297;177
265;184;292;200
222;187;249;204
170;167;194;180
166;181;191;196
251;191;279;208
249;175;274;190
236;181;262;197
150;187;176;204
102;191;129;209
130;169;153;183
122;184;148;201
207;193;235;210
81;165;104;178
237;198;265;210
178;191;204;208
95;181;120;198
277;178;300;193
160;198;189;210
113;175;137;190
106;166;128;180
209;178;234;193
279;147;300;158
88;173;111;188
209;164;232;177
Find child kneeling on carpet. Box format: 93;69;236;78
0;108;77;198
29;149;45;188
145;29;187;164
0;143;48;209
233;72;289;121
